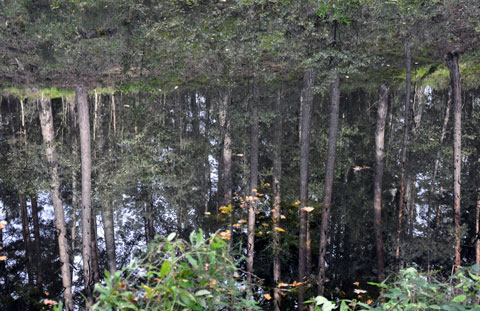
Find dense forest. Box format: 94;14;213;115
1;0;480;310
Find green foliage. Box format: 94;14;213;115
93;230;260;311
308;266;480;310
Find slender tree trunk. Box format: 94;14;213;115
247;85;259;287
396;37;412;270
318;72;341;296
445;51;462;270
219;89;233;248
374;84;388;281
476;187;480;267
428;90;451;231
272;90;283;311
91;213;100;284
31;195;42;287
69;98;80;271
39;97;73;311
76;86;94;308
19;193;34;286
146;191;155;243
298;69;316;310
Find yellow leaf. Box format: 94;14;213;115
0;220;6;230
261;223;269;227
0;256;6;261
353;281;360;287
274;227;286;232
233;273;240;278
264;294;272;300
277;282;289;287
294;200;301;205
301;207;314;212
258;231;263;235
238;219;247;224
280;215;286;219
366;299;373;305
204;212;211;215
233;224;241;228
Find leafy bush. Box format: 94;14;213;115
308;265;480;311
93;230;260;311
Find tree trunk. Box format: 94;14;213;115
219;89;233;248
374;84;388;281
91;213;100;284
396;37;412;270
445;51;462;270
298;69;316;310
69;98;80;273
476;187;480;267
19;193;34;286
272;90;283;311
247;85;259;287
39;97;74;311
76;86;94;308
31;195;42;287
318;72;341;296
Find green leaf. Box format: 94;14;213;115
160;260;172;278
167;232;176;241
195;289;211;296
452;294;467;303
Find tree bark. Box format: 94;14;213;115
247;85;259;287
91;213;100;284
39;97;73;311
69;98;80;273
272;90;283;311
374;84;388;282
476;187;480;267
298;69;316;310
318;72;340;296
396;37;412;270
19;193;34;286
445;51;462;270
219;89;233;248
76;86;94;308
30;195;42;287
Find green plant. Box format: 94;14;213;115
307;265;480;311
93;230;260;311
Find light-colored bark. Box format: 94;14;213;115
374;84;388;281
39;97;73;311
76;86;94;309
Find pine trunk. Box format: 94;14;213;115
39;97;74;311
272;90;283;311
396;37;412;270
298;69;316;310
91;213;100;284
247;86;259;287
31;196;42;287
445;51;462;270
76;86;94;308
69;98;80;269
19;193;34;286
318;72;340;296
374;84;388;282
476;187;480;266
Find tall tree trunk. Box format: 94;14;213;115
374;84;388;281
247;85;259;287
219;89;233;248
476;187;480;267
39;97;74;311
31;195;42;287
428;90;451;231
298;69;316;310
445;51;462;270
318;72;341;296
272;90;283;311
19;193;34;286
76;86;94;308
69;98;80;273
91;213;100;284
396;37;412;270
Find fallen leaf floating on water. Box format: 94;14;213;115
0;256;7;261
274;227;286;232
353;281;360;287
277;282;289;287
301;206;314;212
264;294;272;300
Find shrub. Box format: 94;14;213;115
93;230;260;311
